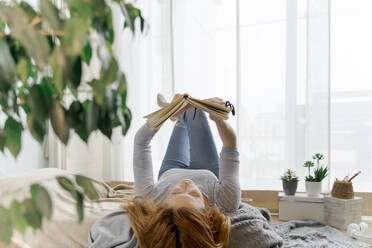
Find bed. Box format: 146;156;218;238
0;168;368;248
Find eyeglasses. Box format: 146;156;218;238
225;101;235;116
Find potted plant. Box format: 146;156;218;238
281;169;299;195
304;153;328;196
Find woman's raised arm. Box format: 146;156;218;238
133;123;158;196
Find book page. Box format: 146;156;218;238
187;98;231;120
144;94;233;129
145;97;186;129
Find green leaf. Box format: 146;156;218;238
312;153;324;162
81;42;92;64
8;201;27;234
63;17;89;58
40;0;63;30
28;85;50;123
56;176;75;192
0;4;50;69
72;190;84;223
0;38;17;86
66;101;83;129
0;206;13;245
314;166;328;182
139;16;145;32
69;0;93;24
281;169;299;182
122;107;131;136
0;19;5;31
89;58;118;105
30;184;53;220
56;177;85;223
76;128;89;143
100;58;118;86
120;3;135;33
86;100;99;133
91;0;106;17
90;80;105;105
22;198;42;230
120;3;145;34
98;114;112;138
26;114;45;144
69;56;82;88
304;161;315;168
0;129;5;152
104;8;114;44
16;57;29;83
28;62;38;81
49;46;67;93
19;2;39;24
50;100;70;144
46;35;55;50
117;72;127;94
4;117;23;157
76;175;99;201
40;76;58;96
305;175;315;182
66;101;89;142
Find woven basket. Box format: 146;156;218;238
331;181;354;199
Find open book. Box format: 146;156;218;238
144;94;235;129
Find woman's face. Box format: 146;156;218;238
167;179;206;209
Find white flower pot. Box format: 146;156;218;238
305;181;322;196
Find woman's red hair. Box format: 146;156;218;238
122;197;231;248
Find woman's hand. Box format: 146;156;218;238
204;97;225;122
204;97;237;147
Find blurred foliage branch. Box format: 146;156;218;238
0;0;144;244
0;0;145;157
0;175;99;245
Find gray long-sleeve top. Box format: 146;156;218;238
133;123;241;212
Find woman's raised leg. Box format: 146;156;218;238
182;108;220;177
158;122;190;179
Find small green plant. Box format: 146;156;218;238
313;153;324;167
304;153;328;182
281;169;299;182
304;161;315;181
313;166;328;182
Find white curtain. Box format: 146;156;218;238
113;0;175;181
112;0;333;190
330;0;372;192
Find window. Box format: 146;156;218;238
330;0;372;192
116;0;370;192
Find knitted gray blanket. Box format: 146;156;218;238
272;220;369;248
228;203;368;248
224;203;283;248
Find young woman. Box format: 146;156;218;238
125;94;241;248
